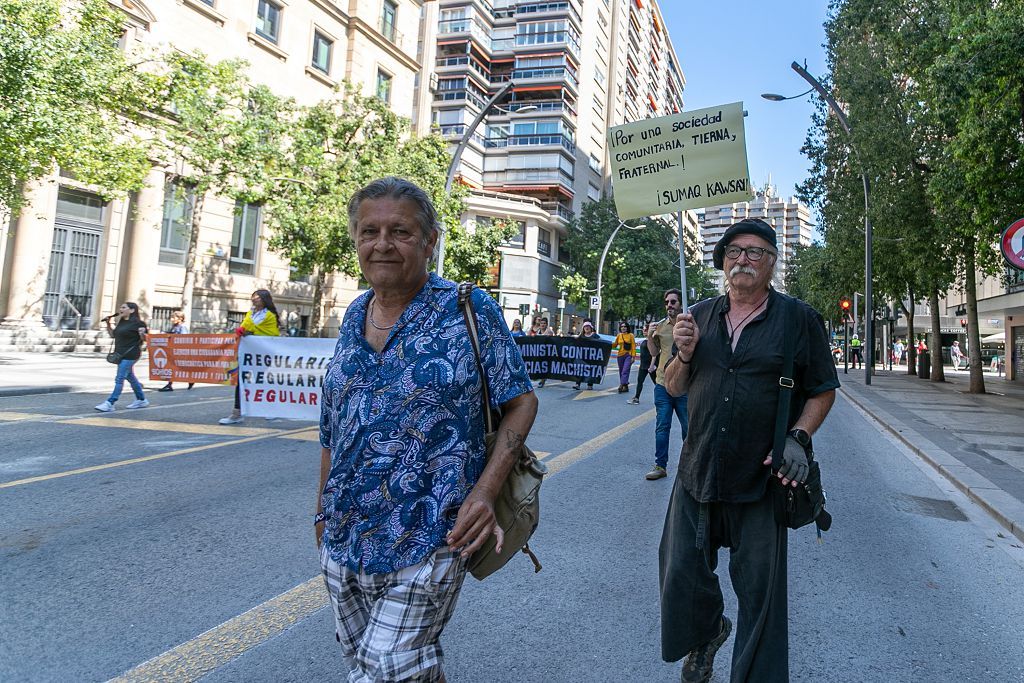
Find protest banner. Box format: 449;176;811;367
237;336;336;420
515;336;613;383
147;334;238;385
607;102;753;219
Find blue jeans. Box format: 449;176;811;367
108;359;144;403
654;384;688;469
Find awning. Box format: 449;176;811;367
981;332;1005;343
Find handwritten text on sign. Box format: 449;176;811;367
607;102;753;218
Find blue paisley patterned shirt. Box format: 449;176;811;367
319;274;533;574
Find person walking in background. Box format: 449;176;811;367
613;322;636;394
659;218;838;682
572;320;600;390
892;338;905;366
628;323;656;405
316;177;537;682
95;302;149;412
510;319;526;338
219;289;280;425
850;333;863;369
158;310;194;392
645;289;688;481
535;316;554;387
950;340;965;370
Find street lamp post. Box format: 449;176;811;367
594;220;644;330
436;82;536;279
763;61;874;386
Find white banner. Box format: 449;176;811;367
238;336;337;420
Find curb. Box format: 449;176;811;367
0;385;77;398
840;386;1024;544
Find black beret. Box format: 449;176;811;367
712;218;778;269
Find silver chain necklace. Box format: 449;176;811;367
367;299;396;331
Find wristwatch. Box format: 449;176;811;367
787;428;812;451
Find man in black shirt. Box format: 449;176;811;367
658;218;839;683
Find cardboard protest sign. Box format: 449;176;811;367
515;336;613;383
607;102;753;219
147;333;238;385
237;336;336;420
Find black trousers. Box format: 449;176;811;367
633;363;652;399
659;477;789;683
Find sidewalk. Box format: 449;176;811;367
0;352;157;397
840;365;1024;543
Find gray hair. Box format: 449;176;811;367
347;177;442;256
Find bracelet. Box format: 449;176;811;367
314;512;326;525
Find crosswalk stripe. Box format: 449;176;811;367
0;411;50;422
62;417;280;437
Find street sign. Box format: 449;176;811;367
557;299;566;309
1000;217;1024;270
589;295;601;310
606;102;753;219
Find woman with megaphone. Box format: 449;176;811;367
95;302;149;412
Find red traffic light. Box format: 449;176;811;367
839;297;851;311
960;318;967;327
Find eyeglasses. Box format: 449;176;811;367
724;245;775;261
664;299;679;306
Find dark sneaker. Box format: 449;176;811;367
627;397;640;405
645;465;667;480
682;616;732;683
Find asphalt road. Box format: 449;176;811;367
1;376;1023;682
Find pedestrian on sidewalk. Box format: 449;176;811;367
572;320;599;390
158;310;194;392
645;289;688;480
659;218;839;683
535;316;554;387
95;302;150;412
613;322;635;394
316;177;537;683
950;340;965;370
892;338;905;366
219;289;280;425
628;325;656;405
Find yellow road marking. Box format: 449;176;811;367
571;386;621;400
0;411;50;422
62;417;279;437
278;431;322;442
109;577;327;683
112;411;654;680
0;426;316;490
544;409;655;476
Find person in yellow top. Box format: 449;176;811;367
613;322;636;393
220;289;281;424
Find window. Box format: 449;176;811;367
255;0;281;43
589;153;601;173
380;0;397;42
505;220;527;248
311;31;332;74
588;183;601;201
230;201;261;275
537;227;551;257
289;265;311;284
159;182;194;265
376;69;393;103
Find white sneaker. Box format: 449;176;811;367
127;399;150;409
219;415;244;425
94;401;114;412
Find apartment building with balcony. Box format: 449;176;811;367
1;0;432;343
431;0;686;327
697;187;815;291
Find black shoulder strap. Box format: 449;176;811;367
771;297;799;474
458;282;496;434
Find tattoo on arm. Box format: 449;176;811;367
504;428;524;451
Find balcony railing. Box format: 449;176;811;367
541;202;575;222
484;168;574;185
438;18;491;47
485;134;575;153
511;67;578;88
516;2;582;27
434;88;488;110
435;55;491;81
504;100;577;117
515;31;581;58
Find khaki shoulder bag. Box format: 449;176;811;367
458;283;545;580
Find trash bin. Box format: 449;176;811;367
918;351;931;379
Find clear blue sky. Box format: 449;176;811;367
660;2;830;204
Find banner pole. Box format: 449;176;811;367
677;211;689;313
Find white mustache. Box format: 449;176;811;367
729;265;757;278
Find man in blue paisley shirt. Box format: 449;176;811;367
316;177;538;682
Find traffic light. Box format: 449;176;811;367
960;318;967;328
518;303;530;316
839;297;851;313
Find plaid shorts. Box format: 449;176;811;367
319;544;468;683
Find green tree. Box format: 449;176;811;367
444;217;518;287
0;0;153;214
150;53;291;322
784;242;849;327
555;197;715;323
